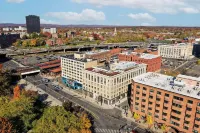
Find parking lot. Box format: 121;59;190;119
12;54;61;66
161;58;186;69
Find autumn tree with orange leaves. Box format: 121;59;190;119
0;117;14;133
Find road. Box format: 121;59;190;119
25;75;148;133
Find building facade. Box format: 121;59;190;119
131;72;200;133
61;53;98;89
83;61;147;105
158;43;193;60
42;28;57;34
0;33;20;48
118;51;161;72
26;15;40;33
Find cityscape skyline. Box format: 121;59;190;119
1;0;200;26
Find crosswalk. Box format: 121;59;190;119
94;128;127;133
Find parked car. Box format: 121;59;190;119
42;78;50;83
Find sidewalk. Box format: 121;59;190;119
121;110;164;133
54;80;115;109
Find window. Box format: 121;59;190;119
187;107;192;111
172;103;182;108
163;113;167;116
143;87;147;90
185;114;191;118
171;121;180;126
150;89;154;92
142;105;145;108
149;102;153;105
148;112;152;116
196;117;200;121
136;91;140;94
164;100;169;104
156;104;160;107
172;109;181;115
155;110;159;113
135;102;139;105
142;93;146;97
194;124;199;128
174;96;183;101
141;109;145;113
162;118;167;121
184;121;190;124
163;106;168;110
188;100;193;104
165;93;169;97
156;98;161;101
157;91;161;95
171;116;180;121
142;99;146;102
149;96;153;99
136;97;139;100
184;126;189;130
136;85;140;89
148;107;152;110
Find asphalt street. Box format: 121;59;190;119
25;75;148;133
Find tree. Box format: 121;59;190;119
63;101;73;112
22;35;28;40
0;92;40;133
0;117;14;133
33;106;87;133
30;39;37;47
0;72;12;96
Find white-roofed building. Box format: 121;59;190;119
83;61;147;105
131;72;200;133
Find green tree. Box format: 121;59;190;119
32;106;86;133
0;72;12;96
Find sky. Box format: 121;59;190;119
0;0;200;26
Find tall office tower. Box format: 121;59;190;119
26;15;40;33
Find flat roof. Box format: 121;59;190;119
177;74;200;82
133;72;200;100
120;52;160;59
36;59;60;67
40;63;60;69
61;55;96;63
86;61;146;76
86;49;110;55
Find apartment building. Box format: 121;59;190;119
42;28;57;34
61;53;98;89
83;61;147;105
131;72;200;133
118;51;161;72
158;43;193;60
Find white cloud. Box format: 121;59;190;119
141;23;151;26
128;13;156;22
40;19;60;24
72;0;200;14
179;7;199;13
46;9;105;22
6;0;25;3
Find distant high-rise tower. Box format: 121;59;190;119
113;27;117;36
26;15;40;33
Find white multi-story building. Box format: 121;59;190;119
42;28;57;34
83;61;147;105
14;26;27;31
2;27;12;32
61;53;98;89
158;43;193;60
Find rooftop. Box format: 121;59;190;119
133;72;200;100
85;49;110;55
160;43;191;47
120;52;160;59
61;54;96;63
86;61;145;76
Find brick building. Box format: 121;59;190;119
85;48;123;62
118;51;161;72
131;72;200;133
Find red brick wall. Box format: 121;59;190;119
118;54;161;72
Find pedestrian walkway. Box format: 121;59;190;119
95;128;126;133
54;81;116;109
121;110;164;133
